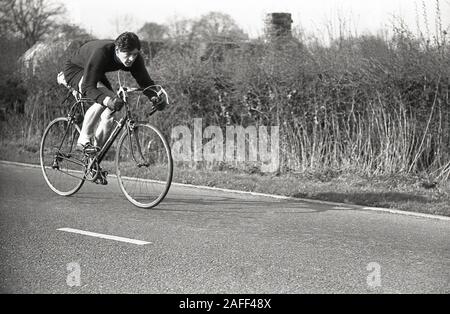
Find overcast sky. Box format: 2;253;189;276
60;0;450;39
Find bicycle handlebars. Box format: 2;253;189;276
117;84;170;107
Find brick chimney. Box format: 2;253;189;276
264;13;293;40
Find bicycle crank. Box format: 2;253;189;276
94;170;108;185
84;158;100;180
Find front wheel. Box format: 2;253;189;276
115;123;173;208
40;117;85;196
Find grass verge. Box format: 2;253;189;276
1;140;449;217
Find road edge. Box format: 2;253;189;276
1;159;449;222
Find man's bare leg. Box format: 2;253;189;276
77;103;105;147
93;108;115;148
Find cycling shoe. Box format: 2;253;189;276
77;143;100;155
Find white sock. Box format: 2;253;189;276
77;132;93;146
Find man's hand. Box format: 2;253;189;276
151;96;167;111
106;97;125;112
144;88;167;111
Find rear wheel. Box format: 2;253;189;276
115;123;173;208
40;117;85;196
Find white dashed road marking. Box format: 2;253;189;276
333;207;354;210
57;228;151;245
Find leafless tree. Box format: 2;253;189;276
137;22;169;42
0;0;65;48
165;16;195;42
191;12;248;42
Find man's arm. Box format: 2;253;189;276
81;49;116;104
130;55;156;95
99;74;114;92
131;54;167;110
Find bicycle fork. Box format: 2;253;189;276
127;122;151;168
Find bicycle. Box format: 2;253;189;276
39;77;173;209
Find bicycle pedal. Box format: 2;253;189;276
84;148;99;155
77;143;100;155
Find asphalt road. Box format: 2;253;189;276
0;163;449;293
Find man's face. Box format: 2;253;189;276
116;48;140;67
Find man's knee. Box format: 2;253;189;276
89;102;106;113
100;108;115;121
82;103;105;125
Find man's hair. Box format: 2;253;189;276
115;32;141;52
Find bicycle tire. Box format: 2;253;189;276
115;123;173;208
40;117;85;196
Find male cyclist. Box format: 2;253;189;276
59;31;166;152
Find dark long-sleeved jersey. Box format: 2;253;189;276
64;40;154;104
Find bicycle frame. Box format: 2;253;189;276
53;83;164;182
86;88;159;168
